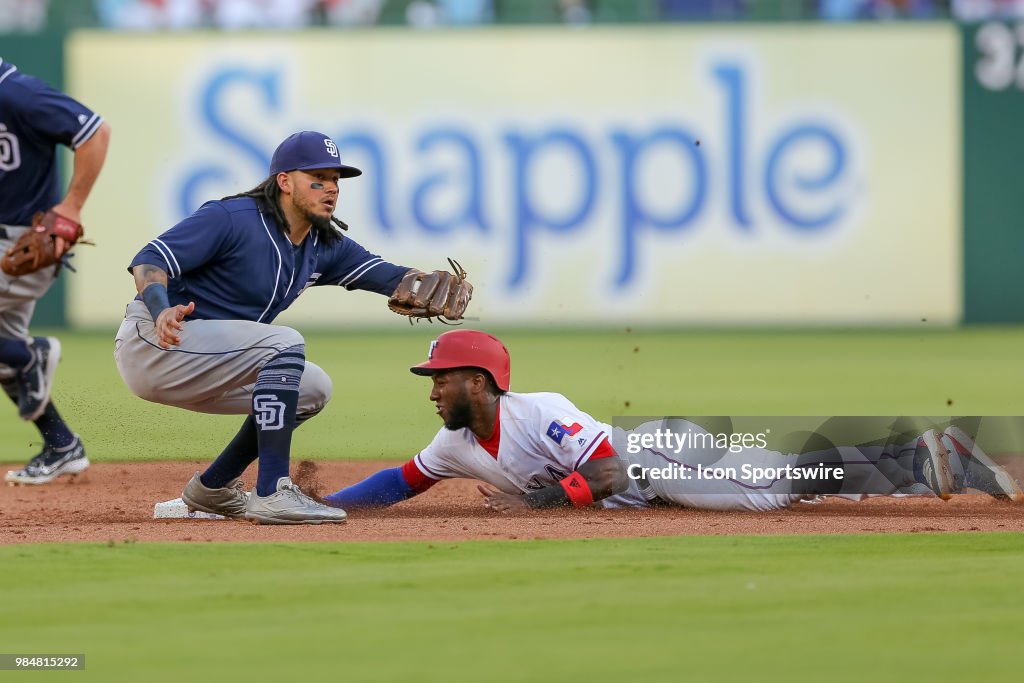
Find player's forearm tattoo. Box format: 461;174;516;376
133;264;168;294
133;264;172;321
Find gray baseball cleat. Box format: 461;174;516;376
181;472;248;518
942;426;1024;502
16;336;61;422
912;429;958;500
5;435;88;485
244;477;347;525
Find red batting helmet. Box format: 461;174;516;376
410;330;511;391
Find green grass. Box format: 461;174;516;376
4;331;1023;682
3;327;1024;463
1;533;1022;682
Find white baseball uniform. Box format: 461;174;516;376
403;391;614;495
399;399;922;512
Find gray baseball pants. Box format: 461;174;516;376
0;225;59;381
114;300;331;418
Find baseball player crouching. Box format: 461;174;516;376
324;330;1024;513
115;131;471;524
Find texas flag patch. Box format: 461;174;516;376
546;418;584;447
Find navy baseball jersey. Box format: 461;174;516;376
0;59;105;226
128;197;410;322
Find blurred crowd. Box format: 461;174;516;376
5;0;1024;33
77;1;951;29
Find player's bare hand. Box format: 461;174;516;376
155;302;195;348
478;485;529;514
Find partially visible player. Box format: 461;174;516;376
1;57;111;485
323;330;1023;513
115;130;471;525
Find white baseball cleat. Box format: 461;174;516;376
942;426;1024;502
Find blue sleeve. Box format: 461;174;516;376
322;467;416;509
316;236;410;295
15;76;102;150
128;201;233;278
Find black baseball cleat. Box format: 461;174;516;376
5;436;89;486
15;336;61;421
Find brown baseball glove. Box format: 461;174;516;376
388;258;473;323
1;210;85;277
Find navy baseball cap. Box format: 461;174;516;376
269;131;362;178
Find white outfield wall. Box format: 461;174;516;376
66;26;961;328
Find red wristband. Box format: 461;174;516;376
559;471;594;508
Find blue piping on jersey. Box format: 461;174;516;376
414;452;443;480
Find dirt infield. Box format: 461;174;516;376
2;460;1024;545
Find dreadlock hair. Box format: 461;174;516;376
222;175;347;246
